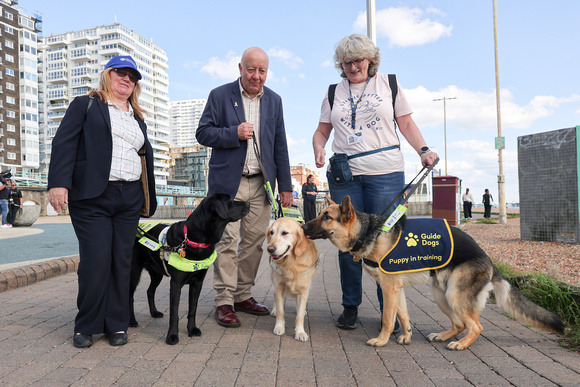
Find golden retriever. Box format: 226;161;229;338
266;217;318;341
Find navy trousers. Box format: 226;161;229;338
68;181;143;335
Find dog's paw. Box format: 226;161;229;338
151;311;164;318
366;337;389;347
397;333;411;345
295;330;309;342
427;333;444;342
166;333;179;345
447;341;466;351
273;324;285;336
188;327;202;337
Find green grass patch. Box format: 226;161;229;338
493;260;580;349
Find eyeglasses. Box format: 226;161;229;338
342;59;365;69
113;68;138;83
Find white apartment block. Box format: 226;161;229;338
0;0;40;174
38;23;170;186
169;99;206;148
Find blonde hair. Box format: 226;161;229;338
334;34;381;79
88;68;146;120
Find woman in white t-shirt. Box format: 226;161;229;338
312;34;439;331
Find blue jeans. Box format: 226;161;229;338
327;171;404;308
0;199;8;225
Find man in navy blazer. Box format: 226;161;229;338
197;47;292;327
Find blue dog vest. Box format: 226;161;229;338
379;218;453;274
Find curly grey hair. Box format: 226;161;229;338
334;34;381;78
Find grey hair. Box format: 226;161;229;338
334;34;381;78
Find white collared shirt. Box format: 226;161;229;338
239;79;263;175
108;101;144;181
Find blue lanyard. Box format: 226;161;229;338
348;77;370;131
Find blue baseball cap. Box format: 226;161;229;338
104;55;142;80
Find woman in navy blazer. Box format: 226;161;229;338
48;56;157;348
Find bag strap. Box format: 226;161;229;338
86;94;95;115
328;84;338;110
388;74;397;128
347;145;400;160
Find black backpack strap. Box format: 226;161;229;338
328;83;337;110
86;94;95;114
388;74;397;128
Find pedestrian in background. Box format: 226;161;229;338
0;179;9;228
483;188;493;219
302;174;318;222
462;188;474;219
7;181;23;226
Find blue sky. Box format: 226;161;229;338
20;0;580;202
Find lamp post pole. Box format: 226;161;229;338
493;0;507;224
366;0;376;43
433;97;456;175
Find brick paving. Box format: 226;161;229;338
0;234;579;386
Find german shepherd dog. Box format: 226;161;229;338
129;194;250;345
302;196;564;350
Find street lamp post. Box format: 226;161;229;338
493;0;507;224
433;97;456;175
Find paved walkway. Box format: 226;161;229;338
0;225;579;386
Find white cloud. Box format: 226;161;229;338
268;47;304;69
404;85;578;132
200;51;240;80
355;7;452;47
321;60;333;68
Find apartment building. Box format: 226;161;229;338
169;99;207;148
0;0;40;173
38;22;170;186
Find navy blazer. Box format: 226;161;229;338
47;95;157;216
196;80;292;198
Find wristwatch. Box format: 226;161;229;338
420;146;430;155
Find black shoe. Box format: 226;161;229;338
337;306;358;330
73;333;93;348
109;332;128;346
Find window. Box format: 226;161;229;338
7;124;15;132
4;11;14;21
7;138;16;146
6;96;15;104
5;40;14;49
5;68;14;76
6;82;14;90
6;110;15;118
7;152;16;160
5;54;14;63
5;26;13;34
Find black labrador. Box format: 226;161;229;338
129;193;250;345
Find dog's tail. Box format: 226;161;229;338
491;266;564;333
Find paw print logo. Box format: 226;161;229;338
405;233;419;247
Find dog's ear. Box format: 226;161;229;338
339;196;355;221
293;227;311;257
211;196;229;219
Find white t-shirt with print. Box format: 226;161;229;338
319;73;413;175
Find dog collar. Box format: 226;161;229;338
363;258;379;268
183;225;210;249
